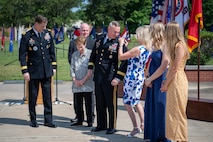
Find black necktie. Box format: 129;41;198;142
105;38;109;44
38;33;41;39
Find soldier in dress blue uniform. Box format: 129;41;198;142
19;15;57;128
88;21;127;134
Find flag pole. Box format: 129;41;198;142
2;24;6;55
11;23;14;55
62;23;64;58
171;0;175;21
197;17;201;100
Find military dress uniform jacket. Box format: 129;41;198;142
68;37;95;65
88;36;127;84
19;28;57;79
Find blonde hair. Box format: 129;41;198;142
165;22;190;61
135;25;152;51
150;22;165;50
75;36;86;45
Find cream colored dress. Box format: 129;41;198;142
166;50;188;141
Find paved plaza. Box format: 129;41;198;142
0;81;213;142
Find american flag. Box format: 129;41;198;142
150;0;165;24
120;23;131;42
175;0;189;33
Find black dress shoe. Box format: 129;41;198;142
87;123;92;127
30;121;39;128
91;126;107;132
70;122;82;126
70;116;78;123
44;122;57;128
106;128;117;134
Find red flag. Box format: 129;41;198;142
187;0;203;53
1;27;5;50
73;28;80;40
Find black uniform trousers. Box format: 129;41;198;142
74;92;93;124
28;77;52;123
95;81;118;129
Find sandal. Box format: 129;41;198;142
126;127;142;137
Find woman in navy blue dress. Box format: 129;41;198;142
144;22;170;142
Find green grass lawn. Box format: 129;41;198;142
0;39;71;81
0;37;138;82
0;37;212;82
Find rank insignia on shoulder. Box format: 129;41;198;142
23;27;31;34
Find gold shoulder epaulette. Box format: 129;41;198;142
22;31;26;35
26;27;32;32
22;27;32;35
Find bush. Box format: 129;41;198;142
187;50;208;65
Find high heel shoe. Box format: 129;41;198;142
126;127;142;137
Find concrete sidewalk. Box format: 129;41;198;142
0;81;213;142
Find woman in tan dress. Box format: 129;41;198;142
161;22;190;142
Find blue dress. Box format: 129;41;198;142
123;46;150;106
144;50;169;142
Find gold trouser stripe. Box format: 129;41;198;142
113;85;117;128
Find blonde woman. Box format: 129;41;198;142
118;25;152;137
161;22;190;142
144;22;170;142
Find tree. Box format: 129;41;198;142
202;0;213;31
0;0;82;28
0;0;212;32
125;0;152;33
85;0;152;33
85;0;132;26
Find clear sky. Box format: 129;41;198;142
71;0;88;12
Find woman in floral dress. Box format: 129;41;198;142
118;25;152;137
